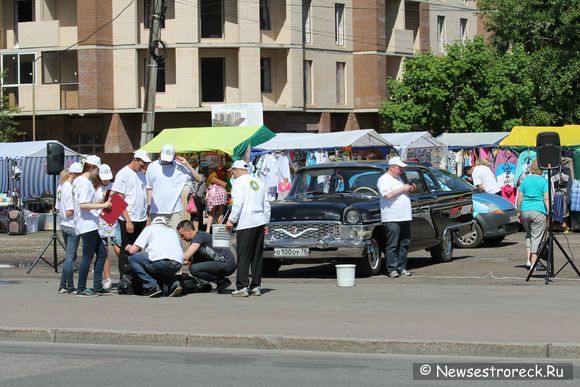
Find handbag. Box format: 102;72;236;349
186;195;198;214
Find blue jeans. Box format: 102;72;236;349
383;221;411;273
59;226;80;290
129;252;181;290
77;230;106;292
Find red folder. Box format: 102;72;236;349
100;193;128;225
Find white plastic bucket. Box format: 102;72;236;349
212;224;231;248
335;264;356;287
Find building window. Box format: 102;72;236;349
42;51;78;84
1;54;34;85
69;133;104;154
143;58;166;93
15;0;34;23
303;60;312;105
335;4;345;46
200;0;224;38
201;57;225;102
302;0;312;44
460;18;468;44
260;0;271;31
336;62;345;105
261;58;272;93
144;0;166;29
437;15;446;54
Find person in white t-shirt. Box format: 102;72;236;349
226;160;271;297
56;162;82;294
125;216;184;298
95;164;115;290
111;150;151;277
146;144;203;229
471;158;501;195
73;155;112;297
377;157;416;278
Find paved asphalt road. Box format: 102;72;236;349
0;342;578;387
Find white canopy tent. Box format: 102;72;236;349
436;132;509;150
380;131;448;168
255;129;392;151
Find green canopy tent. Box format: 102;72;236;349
139;126;276;160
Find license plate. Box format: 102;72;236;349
274;248;309;257
509;215;518;223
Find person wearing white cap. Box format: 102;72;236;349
125;216;184;298
72;155;112;297
111;150;152;277
146;144;203;229
56;162;83;294
377;156;416;278
95;164;115;290
225;160;271;297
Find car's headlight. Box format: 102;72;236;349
345;208;361;224
482;201;504;214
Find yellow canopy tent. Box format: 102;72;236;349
139;126;276;159
500;125;580;147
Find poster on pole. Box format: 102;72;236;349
211;103;263;127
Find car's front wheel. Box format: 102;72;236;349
454;222;483;248
430;231;454;262
356;238;382;277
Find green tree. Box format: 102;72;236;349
379;37;534;134
0;70;22;142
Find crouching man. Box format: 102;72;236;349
125;217;184;297
177;220;236;294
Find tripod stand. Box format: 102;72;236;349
526;168;580;284
27;174;67;273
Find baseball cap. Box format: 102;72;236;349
84;155;101;167
99;164;113;180
68;162;82;173
388;156;407;168
160;144;176;162
152;216;167;225
134;150;152;163
228;160;248;171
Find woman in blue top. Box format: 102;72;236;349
516;161;549;270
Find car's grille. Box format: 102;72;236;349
269;223;340;240
505;222;520;234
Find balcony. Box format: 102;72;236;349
387;29;415;55
17;21;60;48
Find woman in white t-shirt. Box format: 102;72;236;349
73;156;112;297
94;164;116;290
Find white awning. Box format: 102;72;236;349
437;132;509;149
380;131;443;149
0;140;82;159
256;129;392;151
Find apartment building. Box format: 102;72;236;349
0;0;478;153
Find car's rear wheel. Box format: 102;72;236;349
356;238;382;277
262;260;281;277
454;222;483;248
484;236;505;245
430;231;454;262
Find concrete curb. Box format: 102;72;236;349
1;327;579;359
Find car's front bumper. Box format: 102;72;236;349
264;239;369;260
477;209;519;238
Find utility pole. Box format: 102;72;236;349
140;0;164;147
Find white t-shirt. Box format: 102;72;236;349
72;175;99;234
146;161;191;214
134;223;184;264
112;165;148;221
229;173;271;230
377;172;412;222
56;181;75;229
96;183;116;238
472;165;501;194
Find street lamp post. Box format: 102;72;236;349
31;54;42;141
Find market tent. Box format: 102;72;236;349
255;129;391;151
380;131;448;168
499;126;580;147
437;132;509;150
0;141;82;199
139;126;275;159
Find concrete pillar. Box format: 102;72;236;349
238;47;261;102
287;48;303;108
238;0;260;43
176;0;198;43
105;113;134;153
176;47;199;108
319;112;331;133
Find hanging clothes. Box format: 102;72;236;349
514;149;536;186
553;191;565;224
570;180;580;212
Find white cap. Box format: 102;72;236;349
388;156;407;168
99;164;113;180
84;155;101;167
134;150;152;163
68;162;82;173
228;160;248;171
160;144;175;162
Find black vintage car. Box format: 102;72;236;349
263;161;474;276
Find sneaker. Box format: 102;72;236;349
231;287;249;297
102;278;113;290
387;271;400;278
250;286;262;296
399;270;412;277
169;285;182;298
95;288;112;296
76;289;98;298
58;288;68;294
216;278;232;294
144;285;162;298
67;288;77;295
534;265;546;272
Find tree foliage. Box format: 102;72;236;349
0;70;22;142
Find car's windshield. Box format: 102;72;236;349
290;168;383;197
430;168;476;192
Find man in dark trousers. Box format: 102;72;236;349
226;160;270;297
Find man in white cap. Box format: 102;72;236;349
146;144;203;229
226;160;271;297
111;150;152;276
377;156;416;278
